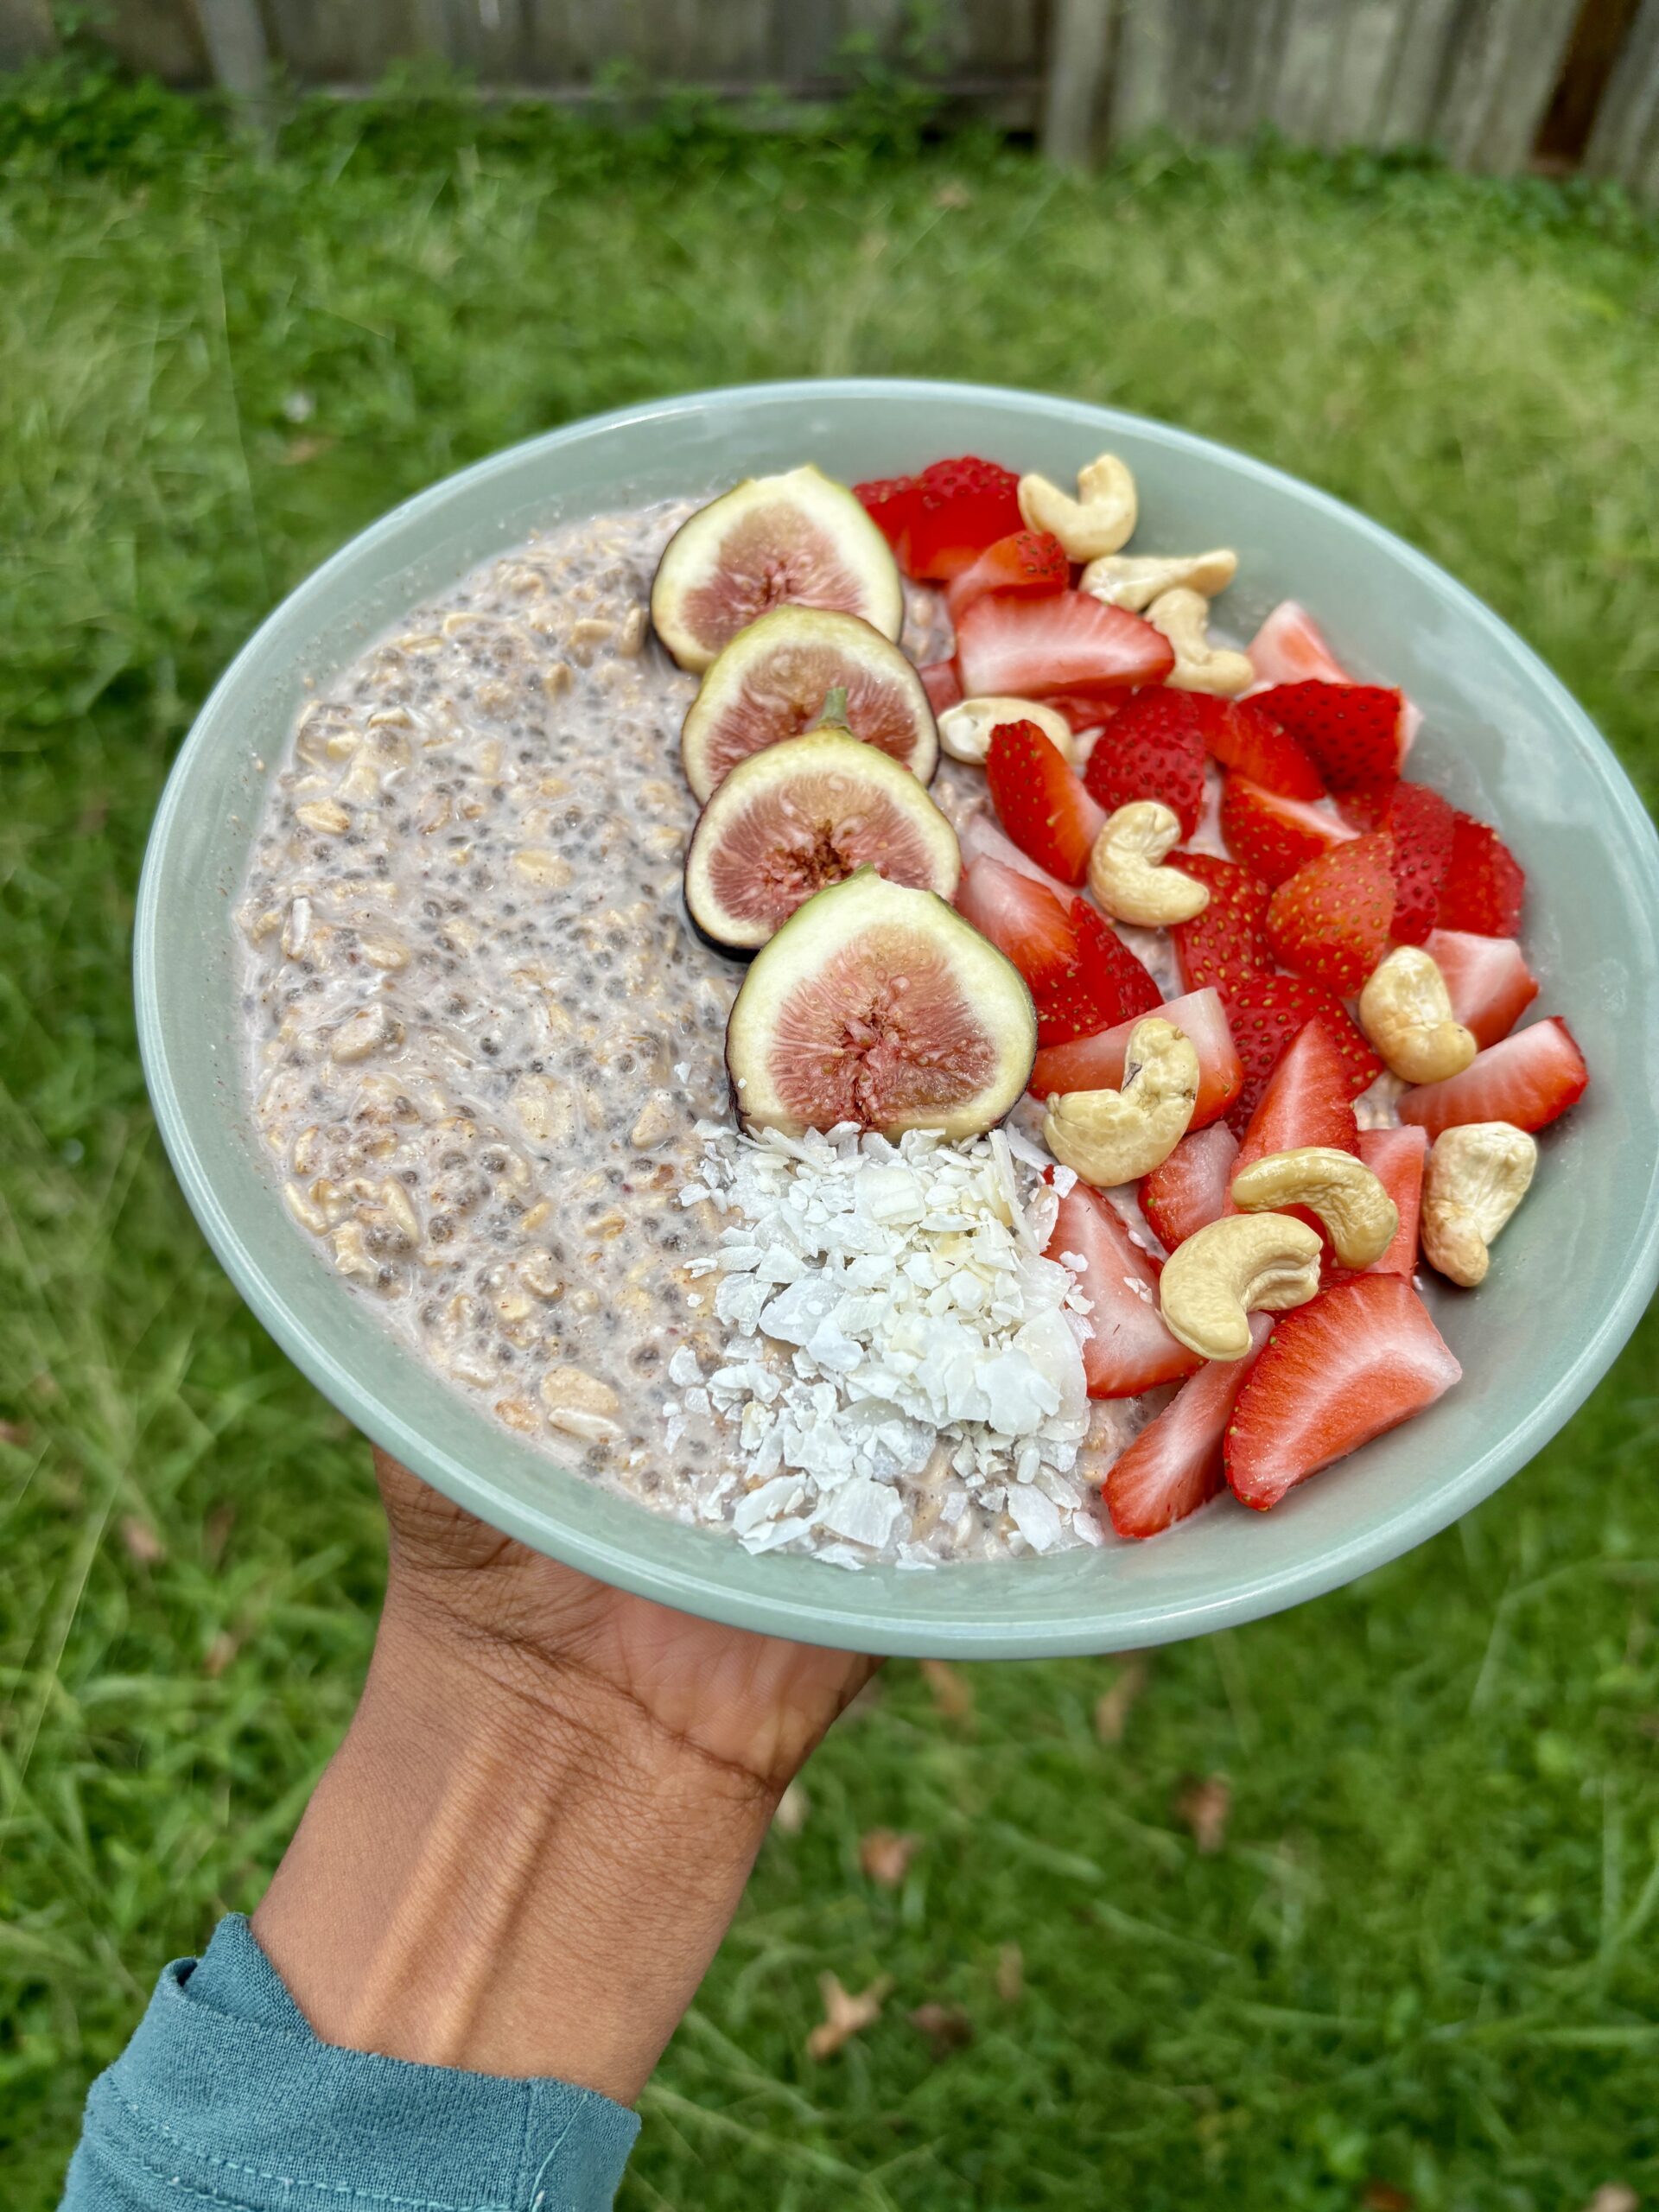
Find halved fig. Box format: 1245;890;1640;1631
681;606;938;804
726;868;1035;1140
686;725;960;953
652;465;904;674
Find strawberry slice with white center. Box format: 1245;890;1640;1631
1027;986;1243;1130
1045;1179;1200;1399
1354;1126;1427;1278
945;529;1070;625
1424;929;1539;1048
1103;1313;1270;1540
1220;776;1357;887
956;855;1078;995
957;590;1175;701
1141;1122;1240;1250
918;659;963;715
1224;1275;1461;1511
1246;601;1351;686
986;718;1107;885
1396;1017;1587;1139
1231;1019;1360;1181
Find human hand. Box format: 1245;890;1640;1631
253;1450;879;2096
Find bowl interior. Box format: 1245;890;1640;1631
136;380;1659;1657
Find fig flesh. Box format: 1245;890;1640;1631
685;728;960;953
681;605;938;804
652;465;904;674
725;869;1036;1141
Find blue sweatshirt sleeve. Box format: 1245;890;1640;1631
60;1914;641;2212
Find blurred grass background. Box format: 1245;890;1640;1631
3;57;1659;2212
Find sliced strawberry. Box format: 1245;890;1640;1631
1223;975;1382;1135
1197;696;1325;799
1383;781;1456;944
1356;1126;1427;1278
1247;601;1351;686
1033;902;1161;1046
1396;1017;1586;1139
1224;1275;1460;1510
1424;929;1539;1048
956;855;1078;994
1265;832;1395;996
853;474;922;567
957;590;1175;700
987;719;1106;885
1103;1313;1270;1540
903;455;1024;582
957;812;1078;905
918;658;963;715
1231;1017;1361;1178
1028;986;1243;1129
1141;1122;1240;1251
1172;853;1274;995
1220;776;1357;887
1082;688;1209;837
1254;682;1408;790
1045;691;1130;734
945;529;1069;625
1046;1179;1201;1399
1437;810;1525;937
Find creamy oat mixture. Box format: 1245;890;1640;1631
237;496;1156;1564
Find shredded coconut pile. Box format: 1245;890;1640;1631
671;1120;1109;1567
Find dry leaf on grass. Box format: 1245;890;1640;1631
0;1420;32;1448
120;1516;166;1566
772;1780;810;1835
909;2001;973;2058
1361;2184;1414;2212
807;1972;892;2060
934;181;972;210
919;1657;974;1720
1094;1656;1148;1745
203;1631;239;1679
1178;1774;1232;1854
203;1503;237;1567
859;1829;920;1887
1584;2189;1638;2212
995;1942;1023;2004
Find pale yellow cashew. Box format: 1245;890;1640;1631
938;694;1075;766
1159;1212;1324;1362
1081;549;1238;612
1088;801;1210;926
1421;1122;1537;1287
1358;946;1478;1084
1041;1016;1198;1188
1147;588;1255;697
1017;453;1138;561
1230;1146;1400;1270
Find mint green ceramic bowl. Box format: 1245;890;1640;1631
135;380;1659;1657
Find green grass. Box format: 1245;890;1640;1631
4;69;1659;2212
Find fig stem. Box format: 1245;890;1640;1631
817;684;851;729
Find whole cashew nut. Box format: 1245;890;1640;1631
1088;801;1211;925
1041;1015;1198;1187
1230;1145;1400;1270
1082;549;1238;612
1147;588;1255;697
938;694;1076;766
1421;1122;1537;1287
1358;946;1478;1085
1159;1212;1325;1361
1018;453;1138;561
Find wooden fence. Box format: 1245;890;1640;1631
3;0;1656;201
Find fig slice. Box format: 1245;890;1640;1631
652;465;904;674
681;605;938;804
685;721;961;954
725;868;1036;1141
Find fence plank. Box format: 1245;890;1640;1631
1109;0;1179;138
1041;0;1114;164
1584;0;1659;190
1375;0;1466;143
1434;0;1581;170
0;0;53;69
1270;0;1346;142
1326;0;1413;142
196;0;270;94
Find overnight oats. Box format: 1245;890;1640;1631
237;444;1586;1567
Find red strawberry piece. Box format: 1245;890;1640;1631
1424;929;1539;1048
987;719;1106;885
1223;975;1382;1135
1103;1313;1270;1540
1028;986;1243;1130
853;474;922;567
903;455;1024;582
1254;682;1408;790
956;855;1079;995
1171;853;1274;995
1265;832;1395;996
1081;687;1209;838
1396;1017;1586;1139
1033;902;1161;1046
1356;1126;1427;1278
1246;600;1351;686
1220;775;1357;887
1141;1122;1240;1251
957;811;1078;904
1045;1179;1200;1399
945;529;1069;625
957;590;1174;700
1196;696;1325;799
1382;781;1455;945
1224;1275;1460;1510
1437;810;1525;937
1045;691;1130;734
918;658;963;715
1231;1017;1361;1179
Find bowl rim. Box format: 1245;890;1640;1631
135;376;1659;1656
